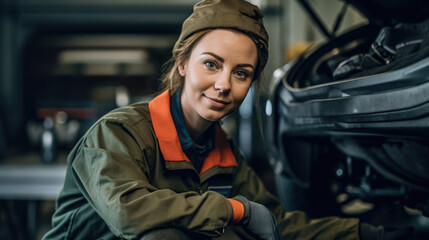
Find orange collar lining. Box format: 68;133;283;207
149;90;238;174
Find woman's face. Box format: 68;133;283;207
179;29;258;125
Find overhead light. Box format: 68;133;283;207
58;49;149;64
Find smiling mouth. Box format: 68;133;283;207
204;95;231;108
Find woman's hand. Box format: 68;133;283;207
233;195;281;240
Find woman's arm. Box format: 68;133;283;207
71;120;233;239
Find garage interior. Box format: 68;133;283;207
1;0;428;239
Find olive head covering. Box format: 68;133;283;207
174;0;269;69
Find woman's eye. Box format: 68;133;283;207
204;61;217;69
235;70;249;79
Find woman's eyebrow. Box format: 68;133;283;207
236;63;255;70
201;52;224;62
201;52;255;70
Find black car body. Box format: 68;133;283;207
269;0;429;238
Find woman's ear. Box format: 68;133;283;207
178;60;186;77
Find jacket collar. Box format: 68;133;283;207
170;87;214;153
148;90;238;174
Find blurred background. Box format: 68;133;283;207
0;0;366;239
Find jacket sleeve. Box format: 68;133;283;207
70;120;233;239
229;145;360;240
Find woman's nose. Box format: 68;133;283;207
214;72;231;94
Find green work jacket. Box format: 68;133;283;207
43;90;360;240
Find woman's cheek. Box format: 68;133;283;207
236;86;251;102
190;70;210;89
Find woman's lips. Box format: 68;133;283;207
205;95;230;108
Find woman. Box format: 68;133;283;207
43;0;413;239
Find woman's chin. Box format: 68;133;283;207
201;112;225;122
